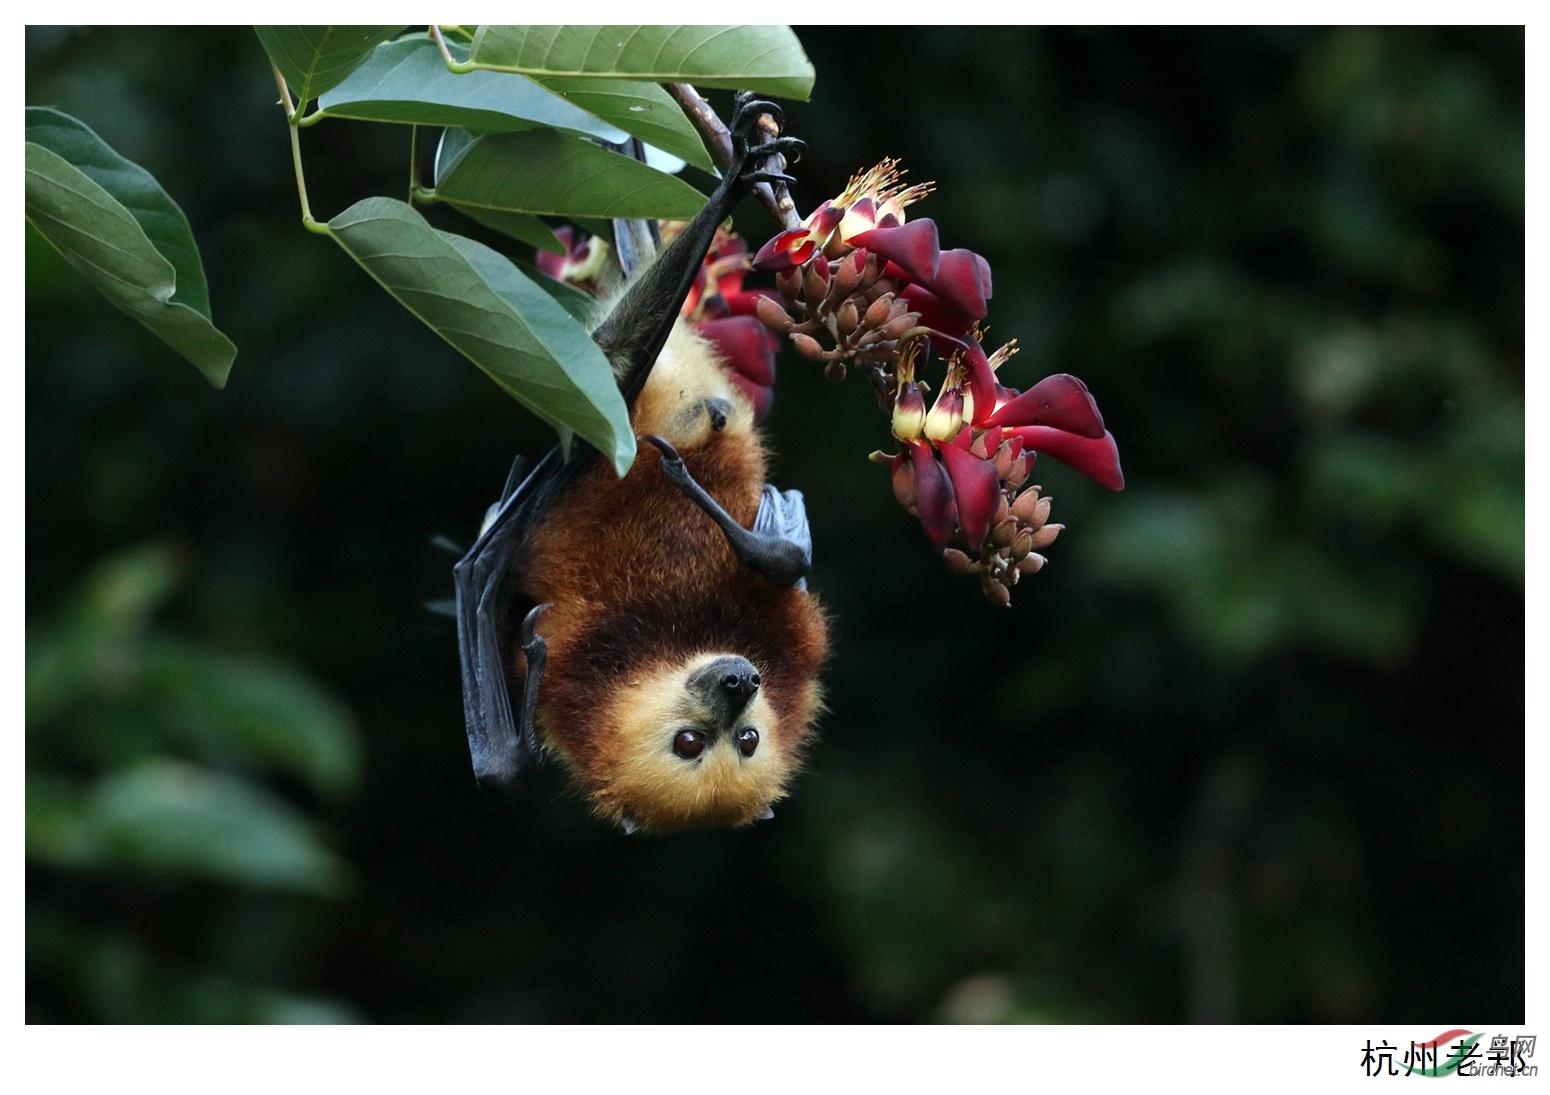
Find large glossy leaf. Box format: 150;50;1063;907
327;197;633;473
26;107;214;317
25;142;236;387
317;36;625;140
534;76;713;170
253;25;406;104
468;25;815;100
514;258;599;324
434;129;706;220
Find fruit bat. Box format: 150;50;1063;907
454;96;828;834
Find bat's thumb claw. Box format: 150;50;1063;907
521;603;551;643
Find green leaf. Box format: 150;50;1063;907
26;107;215;317
96;761;348;895
25;544;181;726
145;642;362;799
514;258;600;324
534;76;713;170
468;25;815;100
447;203;565;253
326;198;633;473
316;36;627;140
430;128;568;250
253;25;407;104
24;142;236;387
435;129;707;220
32;761;349;897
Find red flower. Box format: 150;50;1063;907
982;372;1124;491
535;226;608;291
753;159;934;275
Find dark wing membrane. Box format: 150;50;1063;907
754;485;813;593
453;448;572;789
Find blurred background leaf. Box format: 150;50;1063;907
26;25;1522;1024
26;543;362;1020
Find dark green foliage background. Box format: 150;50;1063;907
26;26;1523;1023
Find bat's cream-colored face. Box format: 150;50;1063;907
580;652;794;832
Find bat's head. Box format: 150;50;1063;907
582;652;809;832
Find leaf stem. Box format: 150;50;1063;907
272;65;329;236
430;25;476;72
408;124;421;203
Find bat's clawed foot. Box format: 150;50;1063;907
731;93;783;136
729;92;802;193
743;167;798;188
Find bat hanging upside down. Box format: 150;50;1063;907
454;95;828;834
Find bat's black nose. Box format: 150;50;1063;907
689;656;762;720
721;667;761;700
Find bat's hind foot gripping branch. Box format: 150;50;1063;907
730;94;805;188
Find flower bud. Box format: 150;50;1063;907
981;572;1011;606
776;268;803;303
923;386;965;443
755;294;796;334
881;312;923;342
1010;487;1043;525
1026;523;1062;551
942;548;982;575
832;249;867;300
1005;455;1032;490
1008;526;1036;562
990;517;1017;549
824;360;848;383
837;300;861;338
792;333;825;360
892;382;928;441
992;440;1019;481
803;262;830;304
864;294;895;330
1017;552;1047;575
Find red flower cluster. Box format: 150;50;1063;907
750;161;1124;603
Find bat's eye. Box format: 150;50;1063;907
672;728;706;759
736;727;760;758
